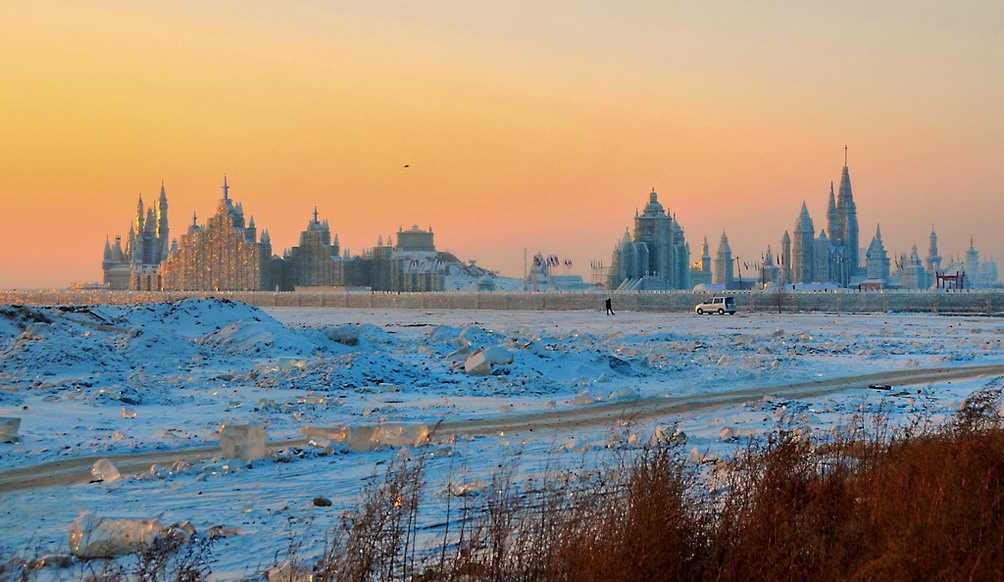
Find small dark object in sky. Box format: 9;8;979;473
403;164;410;168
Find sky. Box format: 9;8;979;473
1;1;1002;288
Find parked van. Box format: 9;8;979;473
694;296;736;315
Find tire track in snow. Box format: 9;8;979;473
2;364;1003;494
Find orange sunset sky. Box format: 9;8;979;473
1;1;1002;289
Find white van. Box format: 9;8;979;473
694;296;736;315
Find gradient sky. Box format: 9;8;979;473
1;1;1002;288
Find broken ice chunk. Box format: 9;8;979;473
91;458;121;483
650;425;687;447
483;346;514;365
121;408;137;419
463;350;493;375
690;448;717;465
301;423;430;452
220;423;267;461
268;561;313;582
70;512;163;559
0;417;21;443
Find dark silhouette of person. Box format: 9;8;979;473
605;297;615;316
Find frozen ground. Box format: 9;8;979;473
1;299;1003;578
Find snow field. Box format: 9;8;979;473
1;300;1003;577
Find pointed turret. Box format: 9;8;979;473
865;224;890;284
795;202;814;233
127;224;138;262
780;230;792;283
156;182;169;256
699;236;712;274
112;236;125;262
718;231;731;253
144;208;157;236
836;148;860;275
135;194;145;233
926;226;941;272
103;237;113;261
792;203;815;284
713;231;733;286
222;174;230;200
827;182;840;244
966;236;979;274
245;215;257;243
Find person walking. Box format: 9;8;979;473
605;297;615;316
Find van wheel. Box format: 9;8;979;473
718;308;724;315
697;308;704;315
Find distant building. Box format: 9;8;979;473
282;206;341;288
863;225;891;287
607;189;690;290
767;152;863;288
688;237;713;286
920;235;999;289
103;178;499;292
160;177;273;291
712;231;733;287
523;253;590;291
102;184;171;290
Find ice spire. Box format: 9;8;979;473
827;182;839;243
719;231;731;251
836;147;859;275
135;194;145;233
222;174;230;200
796;202;814;232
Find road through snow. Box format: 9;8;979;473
3;363;1001;494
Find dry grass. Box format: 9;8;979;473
413;386;1004;581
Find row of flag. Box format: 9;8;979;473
534;255;572;268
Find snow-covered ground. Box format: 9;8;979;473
1;299;1003;578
